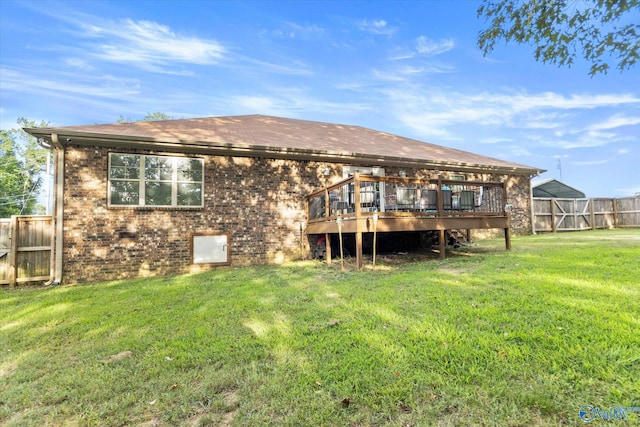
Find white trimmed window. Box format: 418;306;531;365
108;153;204;207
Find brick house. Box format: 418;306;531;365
26;115;543;284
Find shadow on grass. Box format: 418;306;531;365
2;229;639;425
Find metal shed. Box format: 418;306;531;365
532;179;585;199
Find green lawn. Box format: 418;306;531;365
1;230;639;426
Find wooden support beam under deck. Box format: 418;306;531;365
504;227;511;250
355;232;363;270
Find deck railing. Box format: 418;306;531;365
305;172;510;268
307;173;507;223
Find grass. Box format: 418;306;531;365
1;229;639;426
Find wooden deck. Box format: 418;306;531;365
305;172;511;269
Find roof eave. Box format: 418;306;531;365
25;128;545;176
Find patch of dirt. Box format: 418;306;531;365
222;389;240;407
0;359;18;378
138;418;161;427
105;350;132;363
219;408;238;427
214;388;240;426
436;267;467;275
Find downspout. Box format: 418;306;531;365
38;134;64;285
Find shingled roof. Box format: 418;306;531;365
26;114;543;175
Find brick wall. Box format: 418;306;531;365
60;145;533;283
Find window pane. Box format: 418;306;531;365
177;158;203;182
145;156;173;181
110;154;140;179
177;183;202;206
145;182;172;205
110;181;139;205
109;153;203;208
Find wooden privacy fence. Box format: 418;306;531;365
0;215;53;287
533;196;640;233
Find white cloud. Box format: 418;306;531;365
544;131;633;149
233;96;275;111
357;19;397;36
390;36;455;61
269;22;326;39
374;63;456;82
241;58;314;76
0;67;141;99
572;159;609;166
64;58;94;71
384;86;640;145
229;89;371;118
18;9;229;74
415;36;455;56
587;114;640;131
508;145;532;157
80;19;226;69
372;69;408;82
481;137;514;144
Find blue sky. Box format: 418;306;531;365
1;0;639;197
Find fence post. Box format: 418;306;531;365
550;199;557;233
589;199;595;230
613;198;619;229
8;216;18;288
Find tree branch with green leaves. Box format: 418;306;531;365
1;118;49;216
477;0;640;76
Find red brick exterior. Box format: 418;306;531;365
60;145;532;284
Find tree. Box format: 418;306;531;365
116;112;174;123
2;113;172;217
0;118;49;216
477;0;640;76
142;112;173;121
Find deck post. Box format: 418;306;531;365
324;188;330;218
372;211;378;268
337;215;344;271
353;171;363;270
504;227;511;250
503;181;512;251
436;175;444;216
355;232;363;270
354;171;361;217
439;229;446;260
325;233;332;265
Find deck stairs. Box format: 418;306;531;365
446;229;470;248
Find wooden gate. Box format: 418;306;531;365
0;215;53;287
533;197;640;233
